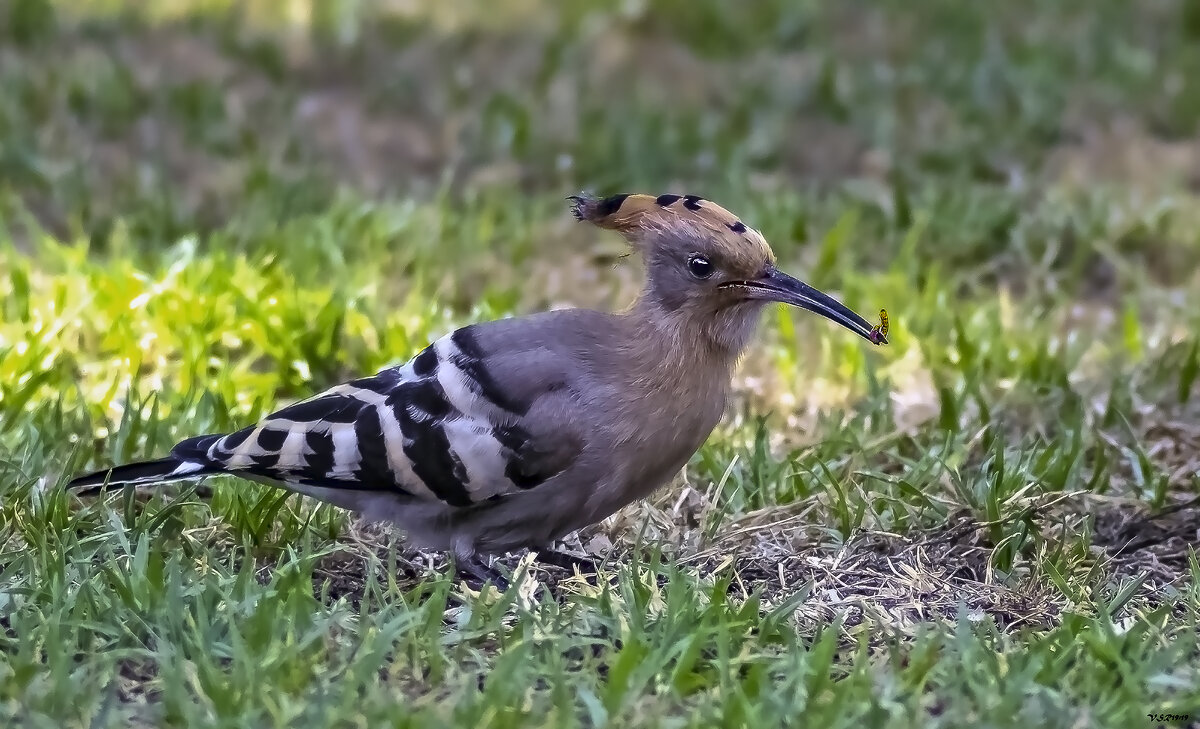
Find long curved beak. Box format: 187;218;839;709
723;265;880;344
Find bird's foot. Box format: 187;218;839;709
534;549;600;577
455;555;510;592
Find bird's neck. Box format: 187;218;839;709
621;297;764;383
601;299;759;497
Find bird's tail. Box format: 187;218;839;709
66;458;216;496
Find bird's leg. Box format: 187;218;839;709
454;554;510;592
534;548;599;576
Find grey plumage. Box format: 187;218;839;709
68;192;885;582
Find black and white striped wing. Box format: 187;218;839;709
171;327;576;508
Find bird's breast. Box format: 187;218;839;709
585;377;727;513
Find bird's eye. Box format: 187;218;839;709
687;255;714;279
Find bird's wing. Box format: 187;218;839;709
171;323;585;508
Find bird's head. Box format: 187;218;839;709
570;192;881;354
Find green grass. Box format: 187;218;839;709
3;0;1200;726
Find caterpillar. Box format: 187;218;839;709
869;308;889;345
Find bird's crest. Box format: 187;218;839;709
569;192;776;266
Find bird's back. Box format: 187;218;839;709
167;310;621;507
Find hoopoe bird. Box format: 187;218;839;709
68;193;886;586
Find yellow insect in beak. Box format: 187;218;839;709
869;308;889;345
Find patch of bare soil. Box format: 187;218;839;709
718;537;1063;634
678;500;1078;636
1096;496;1200;588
